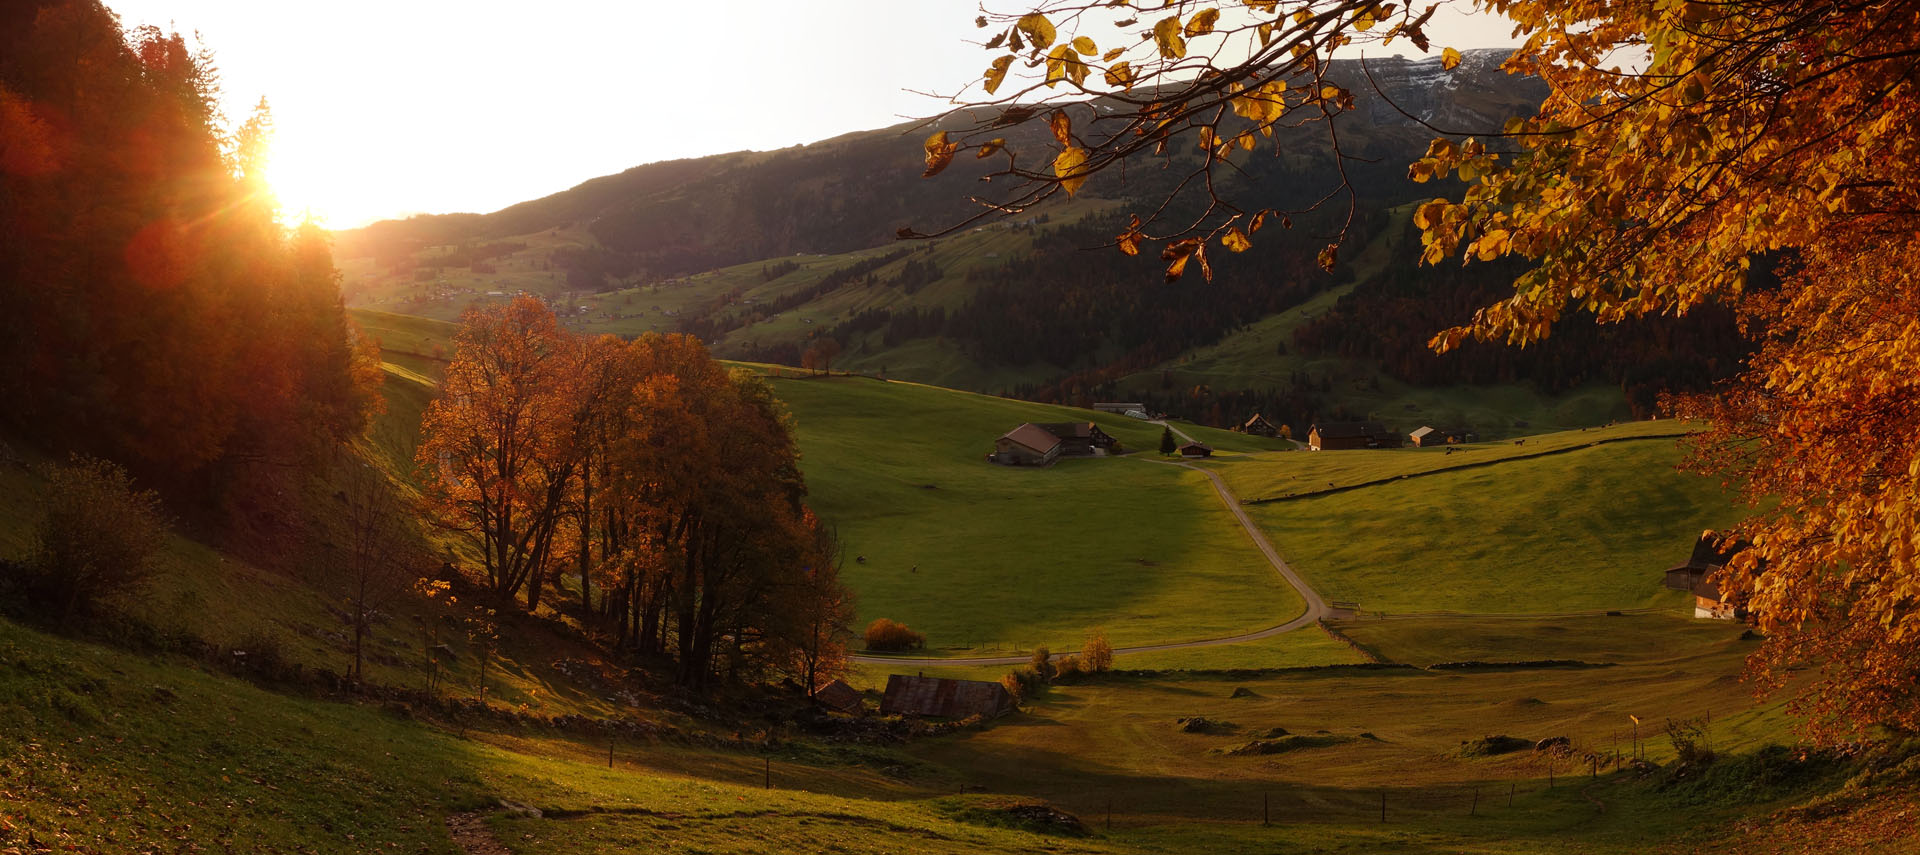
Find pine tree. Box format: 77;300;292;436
1158;426;1176;456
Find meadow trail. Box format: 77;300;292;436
447;813;512;855
849;445;1331;667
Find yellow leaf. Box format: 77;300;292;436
1184;8;1220;38
1102;47;1125;61
1073;36;1098;56
1222;228;1253;252
1104;61;1135;89
984;56;1014;95
1050;109;1073;146
976;138;1005;158
1244;0;1278;11
1153;16;1187;59
922;131;960;178
1355;11;1375;31
1054;146;1091;196
1441;47;1462;70
1017;13;1056;50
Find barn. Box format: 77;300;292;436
991;423;1063;466
1236;414;1283;437
1662;530;1751;620
812;679;866;714
1178;441;1213;458
1308;421;1402;451
880;675;1016;718
1409;426;1476;447
1034;422;1118;456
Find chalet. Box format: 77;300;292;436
1178;441;1213;458
991;423;1062;466
880;674;1016;719
1237;414;1283;438
1035;422;1118;456
1663;530;1750;620
812;679;865;715
1409;426;1477;447
1308;421;1402;451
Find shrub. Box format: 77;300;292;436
9;456;168;618
1081;630;1114;673
863;618;925;651
1029;647;1056;683
1053;655;1084;682
999;672;1025;703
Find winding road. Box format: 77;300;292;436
849;421;1330;667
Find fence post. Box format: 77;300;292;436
1471;786;1479;817
1262;792;1270;827
608;736;615;769
1508;782;1515;807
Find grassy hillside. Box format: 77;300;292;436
765;374;1300;655
1243;436;1741;614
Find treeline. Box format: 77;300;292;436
677;247;916;342
418;298;854;690
0;1;380;498
1291;237;1750;416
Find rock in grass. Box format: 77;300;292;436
1460;735;1532;756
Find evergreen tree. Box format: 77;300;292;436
1158;426;1176;456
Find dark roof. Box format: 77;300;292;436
1178;441;1212;453
813;679;864;714
1034;422;1093;440
1000;423;1062;455
1685;530;1747;569
880;675;1015;718
1311;421;1393;439
1241;414;1279;428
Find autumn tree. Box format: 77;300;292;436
417;296;584;609
801;337;842;375
777;513;857;694
937;0;1920;738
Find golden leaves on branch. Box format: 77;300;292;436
983;55;1013;94
922;131;960;177
1053;145;1091;196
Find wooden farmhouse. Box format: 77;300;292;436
1034;422;1118;456
1663;530;1750;620
1409;426;1477;447
1308;421;1403;451
990;423;1063;466
1178;441;1213;458
1236;414;1283;437
881;675;1016;718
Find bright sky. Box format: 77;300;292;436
108;1;1520;228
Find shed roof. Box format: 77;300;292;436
880;675;1015;718
1178;441;1213;453
813;679;864;714
1034;422;1093;439
1001;423;1063;455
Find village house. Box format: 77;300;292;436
1307;421;1403;451
880;674;1016;718
1663;531;1750;620
1178;441;1213;458
990;423;1063;466
1236;414;1283;437
1409;426;1478;447
1034;422;1118;456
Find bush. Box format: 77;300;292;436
1081;630;1114;673
1053;655;1084;682
8;456;168;618
999;672;1026;703
863;618;925;651
1029;647;1056;683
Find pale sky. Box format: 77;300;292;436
107;0;1520;228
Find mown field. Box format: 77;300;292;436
1245;436;1741;614
764;374;1298;655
